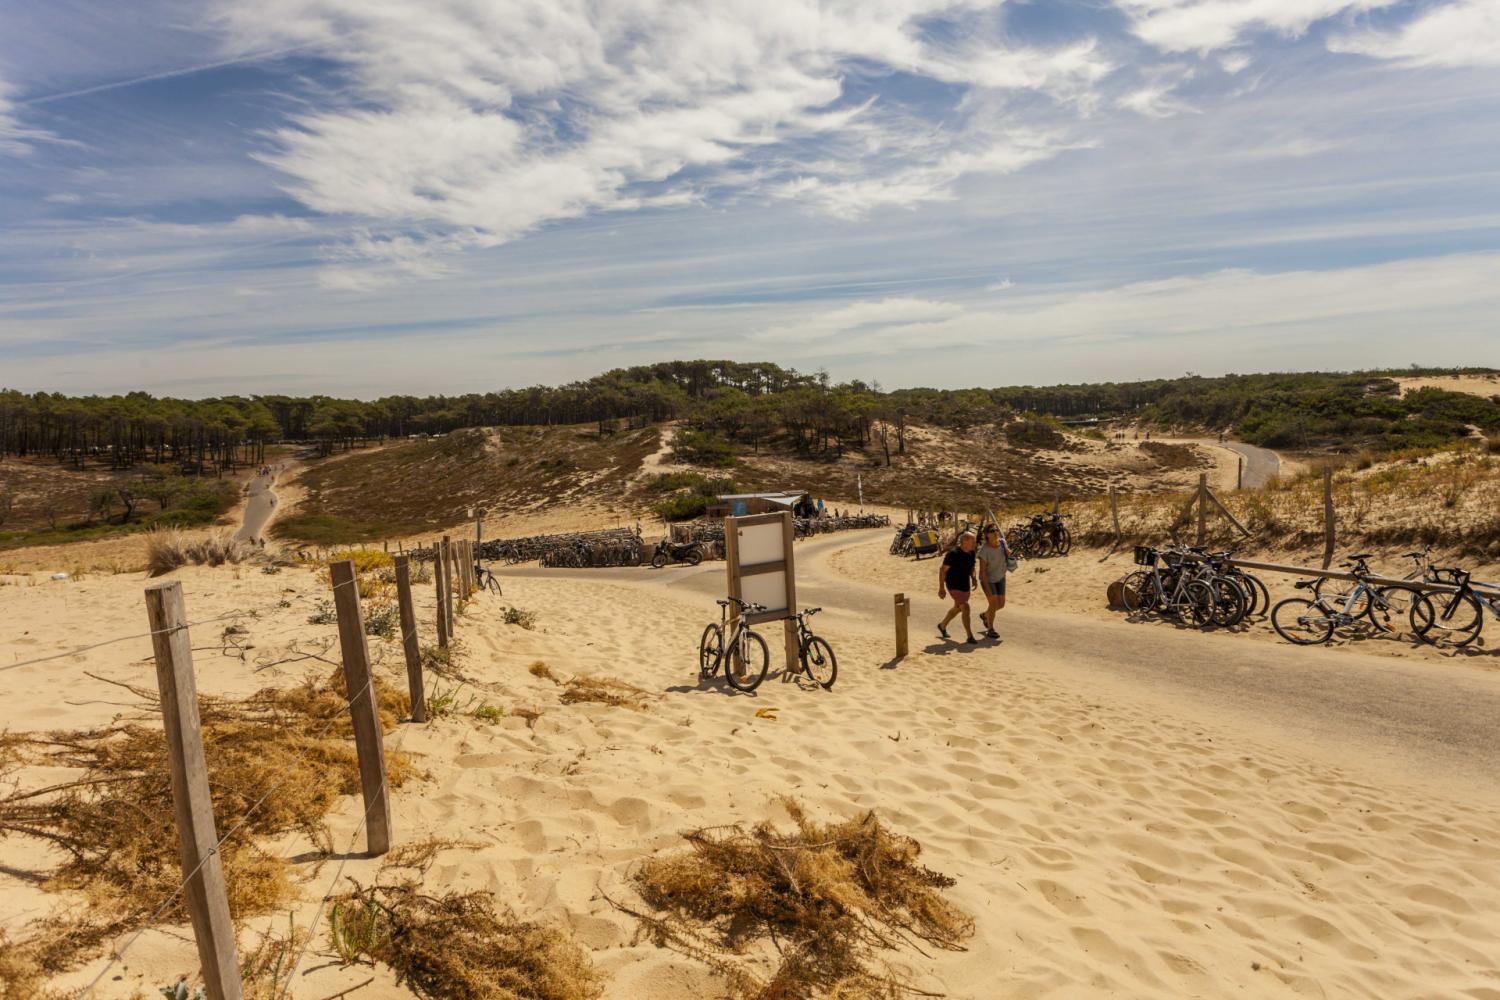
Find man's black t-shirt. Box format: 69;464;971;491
942;547;976;592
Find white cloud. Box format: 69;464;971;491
213;0;1113;275
1331;0;1500;67
754;296;963;342
0;77;50;155
1117;0;1402;53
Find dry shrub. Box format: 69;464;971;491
145;529;249;576
0;669;414;982
330;881;604;1000
627;800;974;999
528;660;559;683
240;913;310;1000
561;675;650;711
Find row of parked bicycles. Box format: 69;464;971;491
1118;545;1270;629
795;512;891;537
889;510;1074;560
1270;547;1499;648
1118;543;1498;648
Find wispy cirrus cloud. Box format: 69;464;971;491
1117;0;1403;52
212;0;1113;273
1331;0;1500;67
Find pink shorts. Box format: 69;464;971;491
948;590;969;605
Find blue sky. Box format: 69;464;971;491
1;0;1497;396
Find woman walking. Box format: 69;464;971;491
977;524;1010;640
938;530;979;643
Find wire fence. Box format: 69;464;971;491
0;553;480;999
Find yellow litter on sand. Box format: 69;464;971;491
755;708;778;720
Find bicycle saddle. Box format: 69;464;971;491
1295;579;1317;590
803;607;822;616
1346;552;1373;561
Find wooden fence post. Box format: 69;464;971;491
441;535;455;630
780;510;800;673
434;541;449;649
1196;473;1207;545
144;581;245;1000
329;560;392;856
1237;456;1244;490
894;592;909;658
1052;493;1060;515
394;555;425;723
1322;466;1336;570
462;540;474;595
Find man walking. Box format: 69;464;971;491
938;531;979;643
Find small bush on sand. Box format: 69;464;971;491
528;661;558;683
625;800;973;1000
503;606;538;630
329;881;603;1000
560;675;649;711
145;529;248;576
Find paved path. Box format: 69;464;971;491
506;530;1500;791
235;464;285;542
1219;440;1281;487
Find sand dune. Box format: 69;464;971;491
4;532;1499;999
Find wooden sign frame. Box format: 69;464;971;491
723;511;800;669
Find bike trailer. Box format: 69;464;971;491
912;529;941;556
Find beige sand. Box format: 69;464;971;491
4;531;1500;999
1397;374;1500;398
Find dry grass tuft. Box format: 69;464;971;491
528;660;559;683
560;675;650;711
625;799;973;999
145;528;250;576
330;881;605;1000
0;669;414;983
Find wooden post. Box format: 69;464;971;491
463;540;475;595
1322;466;1335;570
434;541;449;649
780;510;799;673
894;592;909;658
441;535;455;629
394;555;425;723
143;582;245;1000
1052;493;1060;515
724;515;742;636
1196;473;1207;546
1236;456;1244;490
329;560;392;856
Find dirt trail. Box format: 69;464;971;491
234;461;294;542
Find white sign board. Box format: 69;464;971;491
724;511;797;627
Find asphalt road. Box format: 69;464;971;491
506;530;1500;791
1220;440;1281;488
234;466;282;542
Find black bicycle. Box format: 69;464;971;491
1410;567;1499;648
790;607;836;689
699;597;770;692
474;561;502;594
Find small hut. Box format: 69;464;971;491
707;490;810;518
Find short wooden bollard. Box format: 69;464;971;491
1196;473;1208;546
434;541;449;649
393;555;425;723
329;560;392;856
144;581;245;1000
461;539;474;595
894;592;910;658
1236;456;1244;490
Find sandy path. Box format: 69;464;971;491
513;532;1500;790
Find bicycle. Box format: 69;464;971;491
1120;546;1216;627
698;597;770;692
1410;567;1500;648
790;607;837;689
1270;553;1418;645
474;562;502;594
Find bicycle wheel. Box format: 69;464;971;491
724;629;769;692
1271;598;1334;645
1411;591;1483;647
1054;527;1072;555
1210;578;1247;628
1183;580;1216;628
801;636;837;689
1233;571;1270;617
698;624;723;679
1368;586;1421;637
1120;571;1156;613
